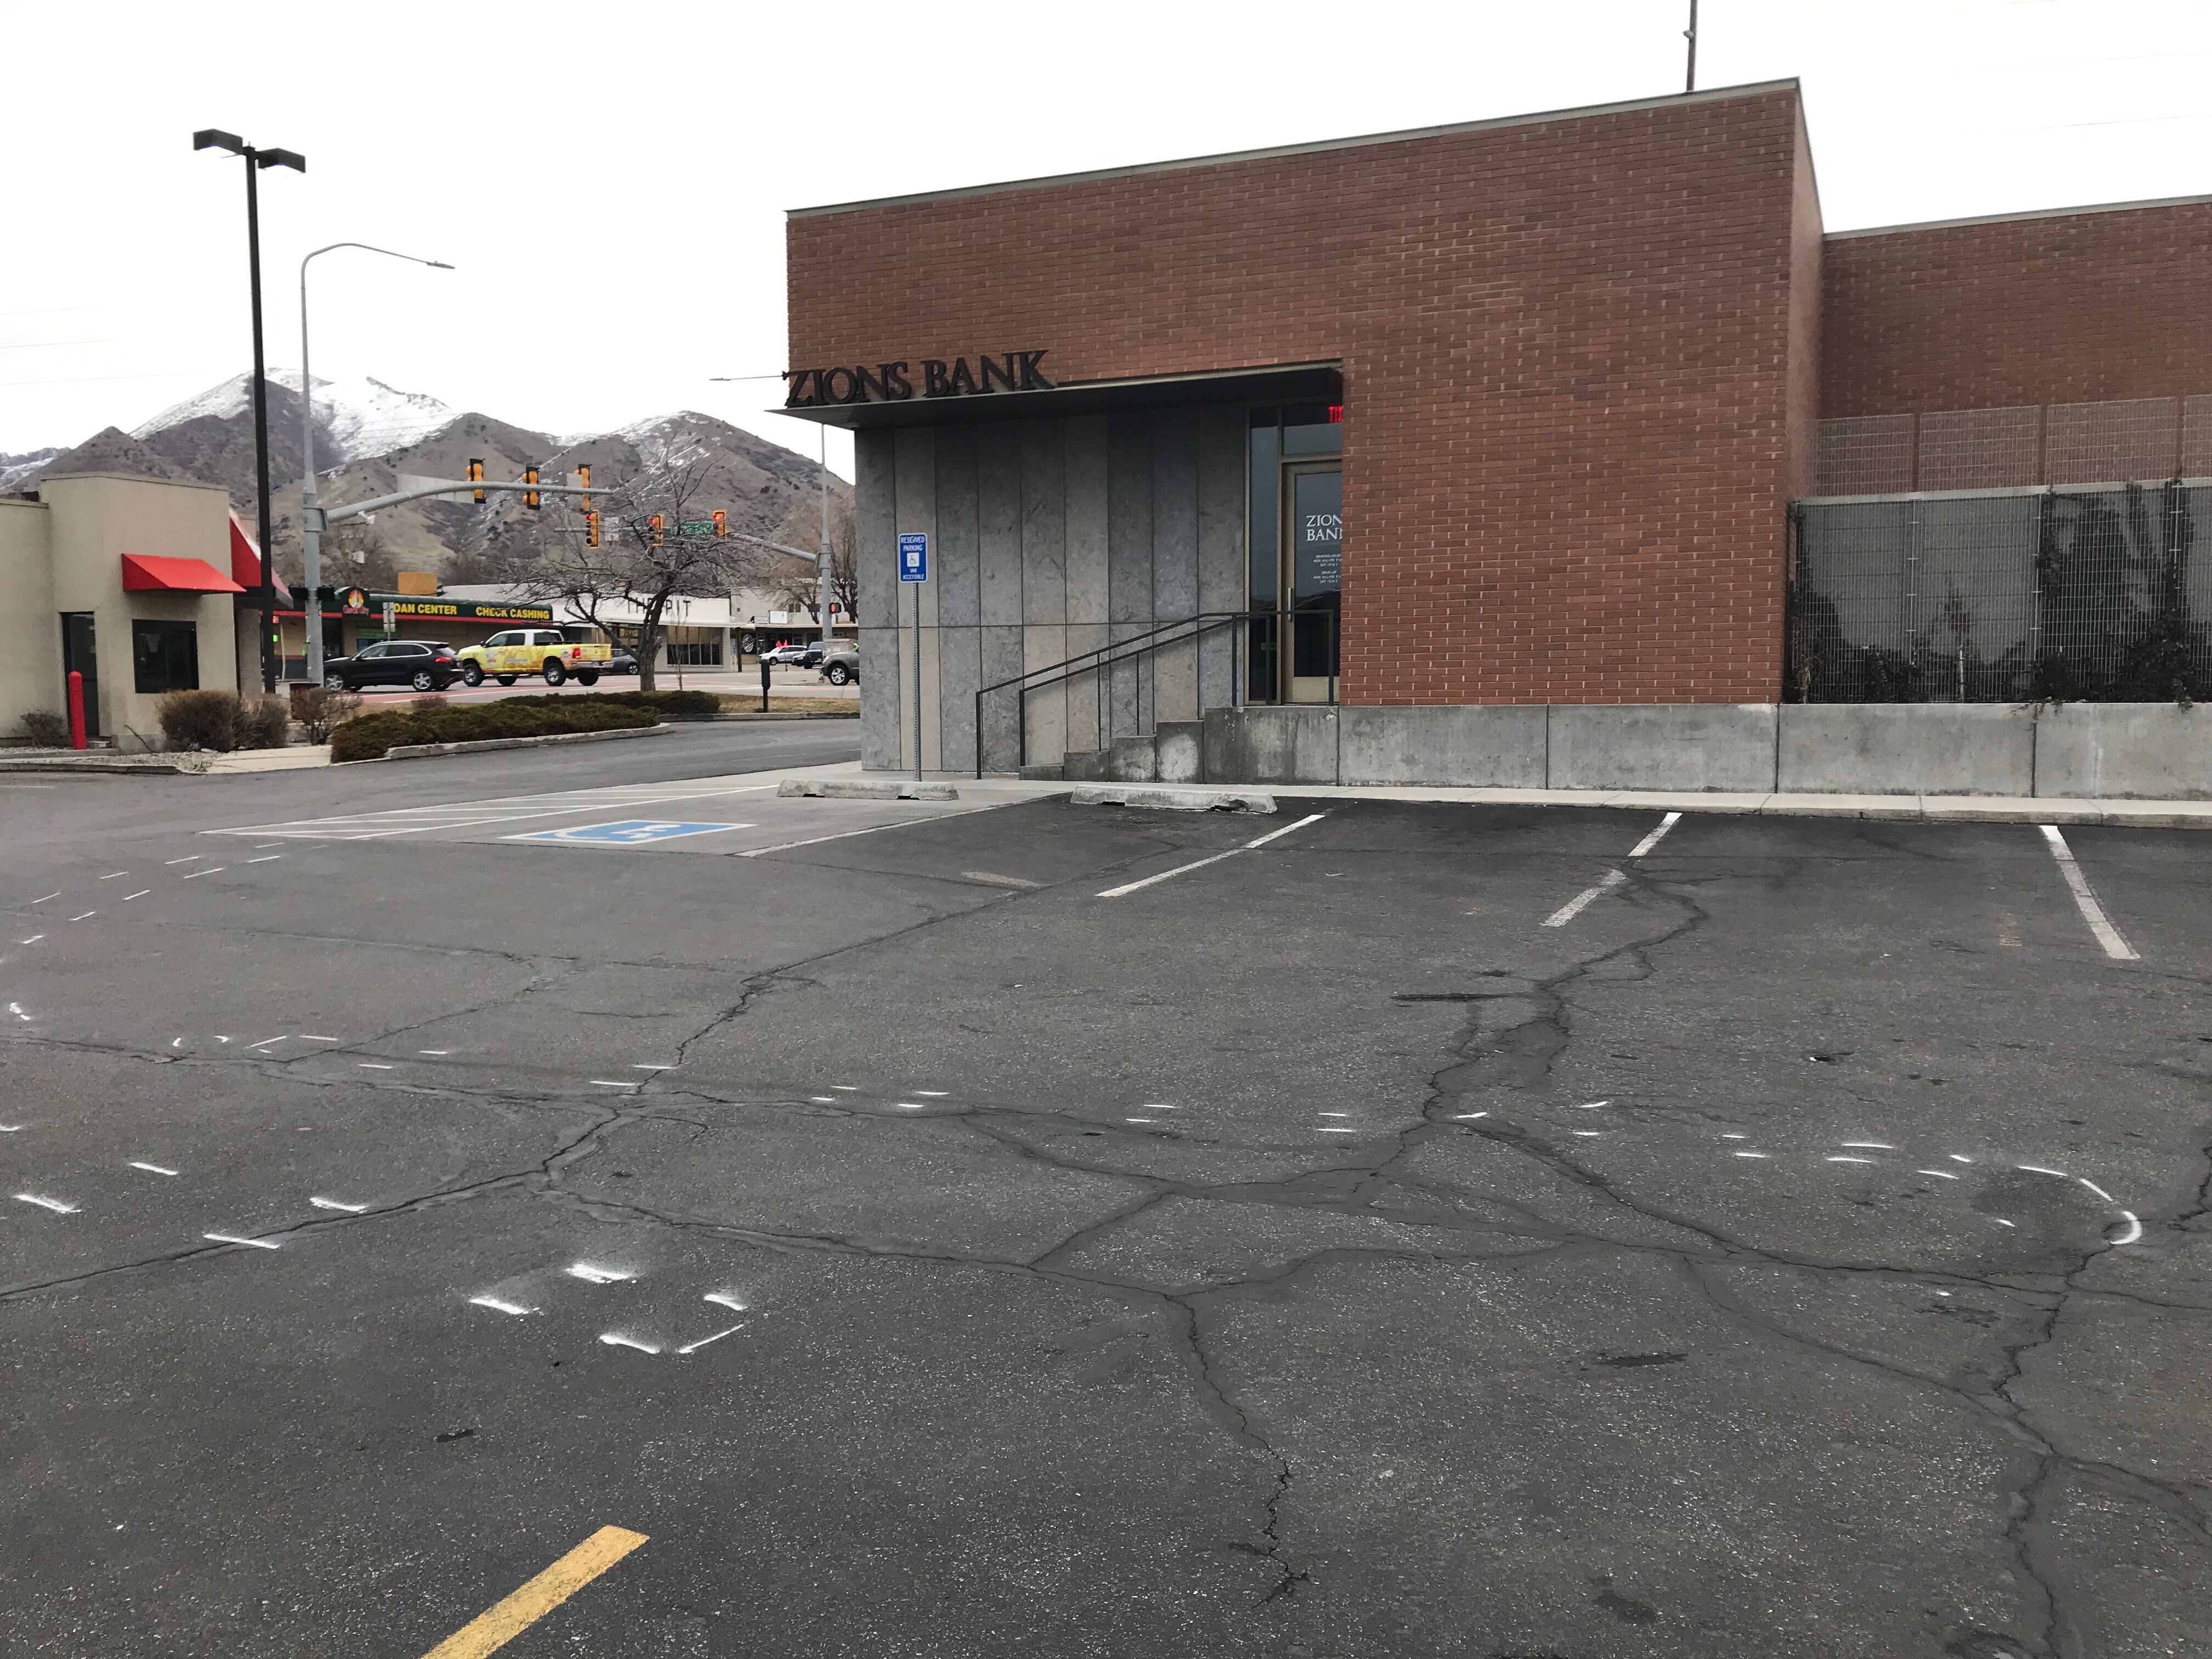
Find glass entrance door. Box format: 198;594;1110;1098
60;612;99;738
1284;463;1341;702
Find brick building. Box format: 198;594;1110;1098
779;78;2212;781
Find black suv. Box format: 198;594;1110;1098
323;640;459;692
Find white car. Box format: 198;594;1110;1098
759;642;820;667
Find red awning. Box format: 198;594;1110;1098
121;554;245;594
227;511;291;601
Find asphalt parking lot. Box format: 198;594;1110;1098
4;725;2209;1657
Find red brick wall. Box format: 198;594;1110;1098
1821;199;2212;417
789;86;1818;705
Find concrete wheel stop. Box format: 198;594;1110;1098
778;778;960;802
1070;786;1277;813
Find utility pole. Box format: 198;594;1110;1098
819;425;834;653
297;243;452;685
1685;0;1699;93
194;130;304;692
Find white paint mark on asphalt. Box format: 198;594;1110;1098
589;1079;635;1088
244;855;283;864
704;1293;747;1312
300;1035;340;1042
128;1161;179;1176
203;1232;280;1249
963;870;1042;889
2039;825;2138;960
419;1049;449;1055
830;1085;857;1092
1841;1141;1896;1150
1722;1133;1747;1140
2112;1211;2143;1245
16;1193;76;1214
916;1090;949;1097
212;1035;230;1043
121;890;150;901
1142;1103;1178;1110
469;1296;533;1316
894;1102;926;1110
2079;1177;2116;1203
357;1063;394;1070
99;871;129;881
1993;1219;2018;1229
740;803;1013;859
309;1197;369;1213
162;857;202;866
1732;1152;1770;1160
7;1002;28;1022
1318;1111;1348;1118
1573;1130;1604;1137
252;844;283;850
1315;1127;1356;1134
2018;1165;2071;1179
1451;1112;1488;1120
1826;1156;1876;1165
67;911;95;921
1575;1100;1611;1109
1544;812;1684;927
632;1064;675;1071
179;867;224;880
1096;813;1329;899
0;1124;21;1132
1125;1118;1156;1124
31;892;59;902
678;1323;746;1355
1917;1169;1962;1181
18;935;43;944
567;1263;631;1284
810;1096;837;1103
597;1333;659;1354
1949;1154;1974;1164
246;1035;291;1051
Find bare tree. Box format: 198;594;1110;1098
763;496;857;633
523;453;771;692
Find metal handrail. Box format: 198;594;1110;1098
972;605;1338;777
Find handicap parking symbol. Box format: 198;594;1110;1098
512;819;751;845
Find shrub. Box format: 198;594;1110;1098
561;689;719;721
290;685;362;744
330;699;656;763
157;689;247;752
238;697;291;749
18;710;69;747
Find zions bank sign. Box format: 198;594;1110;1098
782;350;1053;408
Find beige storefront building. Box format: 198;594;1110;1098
0;473;268;749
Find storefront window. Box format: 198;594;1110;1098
132;619;199;693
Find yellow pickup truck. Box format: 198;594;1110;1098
455;627;612;687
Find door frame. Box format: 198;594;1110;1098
1279;459;1342;704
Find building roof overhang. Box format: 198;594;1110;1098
120;554;244;594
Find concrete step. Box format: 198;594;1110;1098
1154;720;1205;783
1108;734;1159;782
1062;747;1110;782
1017;761;1065;781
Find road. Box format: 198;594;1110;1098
3;727;2208;1657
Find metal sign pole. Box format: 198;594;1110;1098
898;533;929;781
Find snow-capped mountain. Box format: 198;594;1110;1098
134;371;455;467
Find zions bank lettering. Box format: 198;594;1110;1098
782;351;1052;407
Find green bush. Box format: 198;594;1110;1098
238;697;291;749
330;699;655;763
493;690;719;720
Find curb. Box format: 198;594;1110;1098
1071;785;1277;814
710;710;861;721
778;778;958;801
0;757;193;775
373;724;673;763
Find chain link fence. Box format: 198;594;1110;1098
1788;482;2212;703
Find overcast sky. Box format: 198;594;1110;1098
5;0;2208;477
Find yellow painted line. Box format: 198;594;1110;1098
421;1526;648;1658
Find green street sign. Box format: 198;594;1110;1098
679;520;714;535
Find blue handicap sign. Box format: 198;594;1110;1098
513;819;747;845
898;532;928;583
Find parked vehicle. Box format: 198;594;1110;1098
455;627;611;687
759;641;818;667
605;646;639;676
322;640;460;692
820;641;859;686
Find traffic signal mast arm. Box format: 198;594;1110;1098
314;476;598;529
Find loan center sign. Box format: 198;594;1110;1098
782;350;1052;408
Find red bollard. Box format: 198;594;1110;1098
66;670;86;750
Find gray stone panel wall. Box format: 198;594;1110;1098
859;626;900;769
1107;412;1154;741
1196;407;1247;713
1064;417;1110;755
855;430;899;631
1019;422;1069;764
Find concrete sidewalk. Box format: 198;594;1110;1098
777;761;2212;828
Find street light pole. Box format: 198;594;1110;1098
297;243;453;685
819;424;834;653
194;130;304;692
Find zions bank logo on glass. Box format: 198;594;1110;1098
898;533;929;583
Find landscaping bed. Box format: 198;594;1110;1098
332;697;658;762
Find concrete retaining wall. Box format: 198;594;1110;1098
1188;702;2208;798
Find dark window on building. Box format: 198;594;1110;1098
668;639;724;667
132;619;199;693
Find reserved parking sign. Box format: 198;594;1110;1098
898;533;928;583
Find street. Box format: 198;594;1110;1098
4;726;2208;1657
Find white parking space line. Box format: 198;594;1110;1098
1096;813;1327;899
205;782;783;841
736;803;1013;857
2039;825;2139;961
1543;811;1682;927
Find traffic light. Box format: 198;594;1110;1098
649;514;664;548
523;465;540;510
712;509;727;538
584;511;601;548
468;458;484;504
577;464;590;515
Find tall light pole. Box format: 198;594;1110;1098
193;129;304;692
707;371;839;651
298;243;453;685
1684;0;1699;93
